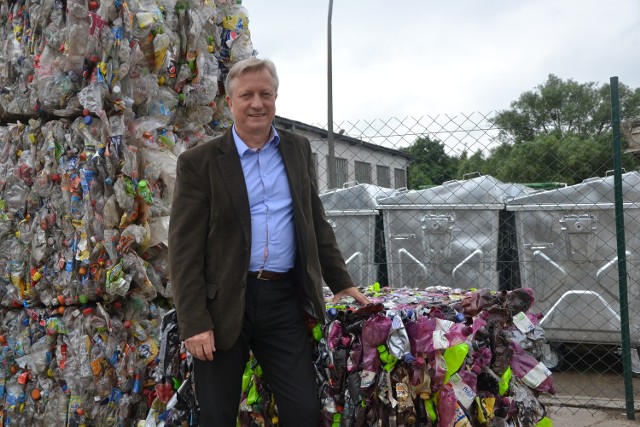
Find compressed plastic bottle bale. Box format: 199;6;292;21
0;0;257;421
216;2;253;70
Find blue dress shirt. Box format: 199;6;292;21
233;126;296;272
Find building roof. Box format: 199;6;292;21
274;116;412;160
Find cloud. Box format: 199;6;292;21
245;0;640;125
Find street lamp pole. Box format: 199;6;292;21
327;0;337;189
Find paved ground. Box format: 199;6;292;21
548;406;640;426
539;344;640;425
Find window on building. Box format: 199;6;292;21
327;156;349;188
394;168;407;189
355;161;372;184
377;165;391;187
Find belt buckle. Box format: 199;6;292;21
256;270;268;281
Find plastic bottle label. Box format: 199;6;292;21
513;311;535;334
452;404;473;427
433;329;449;350
522;361;552;389
434;318;454;349
450;373;476;409
68;395;82;423
395;381;411;406
5;386;25;407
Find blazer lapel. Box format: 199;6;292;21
217;131;252;246
279;136;303;207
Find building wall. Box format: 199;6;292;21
275;118;410;193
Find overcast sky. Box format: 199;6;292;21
244;0;640;128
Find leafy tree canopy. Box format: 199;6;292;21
490;74;640;143
402;137;457;189
404;75;640;188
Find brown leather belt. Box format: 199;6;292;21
248;270;290;281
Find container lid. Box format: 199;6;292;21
378;175;533;208
506;171;640;210
320;183;398;210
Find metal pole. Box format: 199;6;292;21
610;76;636;420
327;0;337;189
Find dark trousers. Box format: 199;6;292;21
193;276;320;426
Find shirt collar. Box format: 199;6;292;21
232;125;280;157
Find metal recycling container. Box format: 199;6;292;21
319;184;397;287
379;175;532;290
506;171;640;346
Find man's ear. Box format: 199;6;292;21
225;95;232;108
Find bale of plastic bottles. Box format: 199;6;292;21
0;0;254;425
0;0;253;125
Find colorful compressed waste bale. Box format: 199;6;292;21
308;285;554;427
0;296;176;426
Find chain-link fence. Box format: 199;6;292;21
282;108;640;416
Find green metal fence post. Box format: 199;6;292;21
610;75;636;420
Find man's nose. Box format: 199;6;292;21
250;95;263;108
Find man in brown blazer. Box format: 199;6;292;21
168;57;370;426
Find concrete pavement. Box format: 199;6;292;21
547;406;640;426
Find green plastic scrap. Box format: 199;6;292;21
367;282;382;296
246;382;260;406
499;367;512;396
312;322;323;342
535;416;553;427
242;360;252;392
377;344;398;372
443;343;469;384
425;397;437;422
331;413;341;427
137;180;153;204
171;377;181;390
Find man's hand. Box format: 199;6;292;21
184;329;216;361
331;286;371;306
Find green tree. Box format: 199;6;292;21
484;75;640;183
482;133;637;185
491;74;640;144
402;76;640;188
403;137;457;189
456;150;488;178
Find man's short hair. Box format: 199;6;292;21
224;57;279;96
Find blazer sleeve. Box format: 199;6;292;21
168;149;215;341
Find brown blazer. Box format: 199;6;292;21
168;128;354;349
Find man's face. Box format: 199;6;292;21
226;68;277;140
